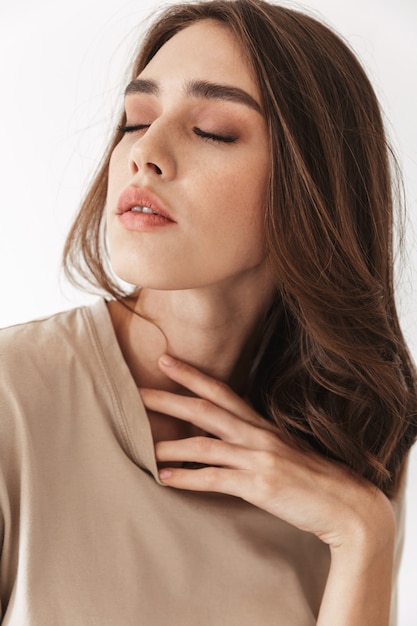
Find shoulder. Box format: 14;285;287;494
0;299;109;390
0;305;88;369
0;298;122;510
0;299;113;448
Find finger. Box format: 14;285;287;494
157;354;278;433
158;465;251;499
140;387;280;450
155;436;251;468
140;388;249;442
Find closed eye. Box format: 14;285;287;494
117;123;237;144
117;123;150;133
193;127;237;144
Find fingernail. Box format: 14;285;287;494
159;354;176;367
159;469;172;480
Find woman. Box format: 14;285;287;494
1;0;416;624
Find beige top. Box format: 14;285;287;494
0;299;405;625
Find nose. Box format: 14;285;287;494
128;124;176;181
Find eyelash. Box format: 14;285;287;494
117;124;148;134
117;124;237;144
193;127;236;144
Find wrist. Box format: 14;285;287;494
318;494;395;626
330;488;396;571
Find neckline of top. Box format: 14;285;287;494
84;297;164;485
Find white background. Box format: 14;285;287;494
0;0;416;622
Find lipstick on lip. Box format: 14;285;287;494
116;186;176;231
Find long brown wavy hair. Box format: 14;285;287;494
63;0;417;497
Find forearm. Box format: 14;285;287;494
317;525;395;626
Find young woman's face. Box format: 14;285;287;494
106;19;271;292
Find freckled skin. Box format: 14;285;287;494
106;20;272;293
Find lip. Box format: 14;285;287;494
116;186;176;223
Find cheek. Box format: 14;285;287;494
108;142;122;173
106;146;129;221
108;143;129;188
229;162;269;256
196;171;268;265
217;159;269;226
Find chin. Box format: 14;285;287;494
110;263;229;292
109;249;267;293
109;263;190;292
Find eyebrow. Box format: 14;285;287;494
124;78;262;114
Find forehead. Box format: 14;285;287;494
138;20;260;101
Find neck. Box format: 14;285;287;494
108;278;275;395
